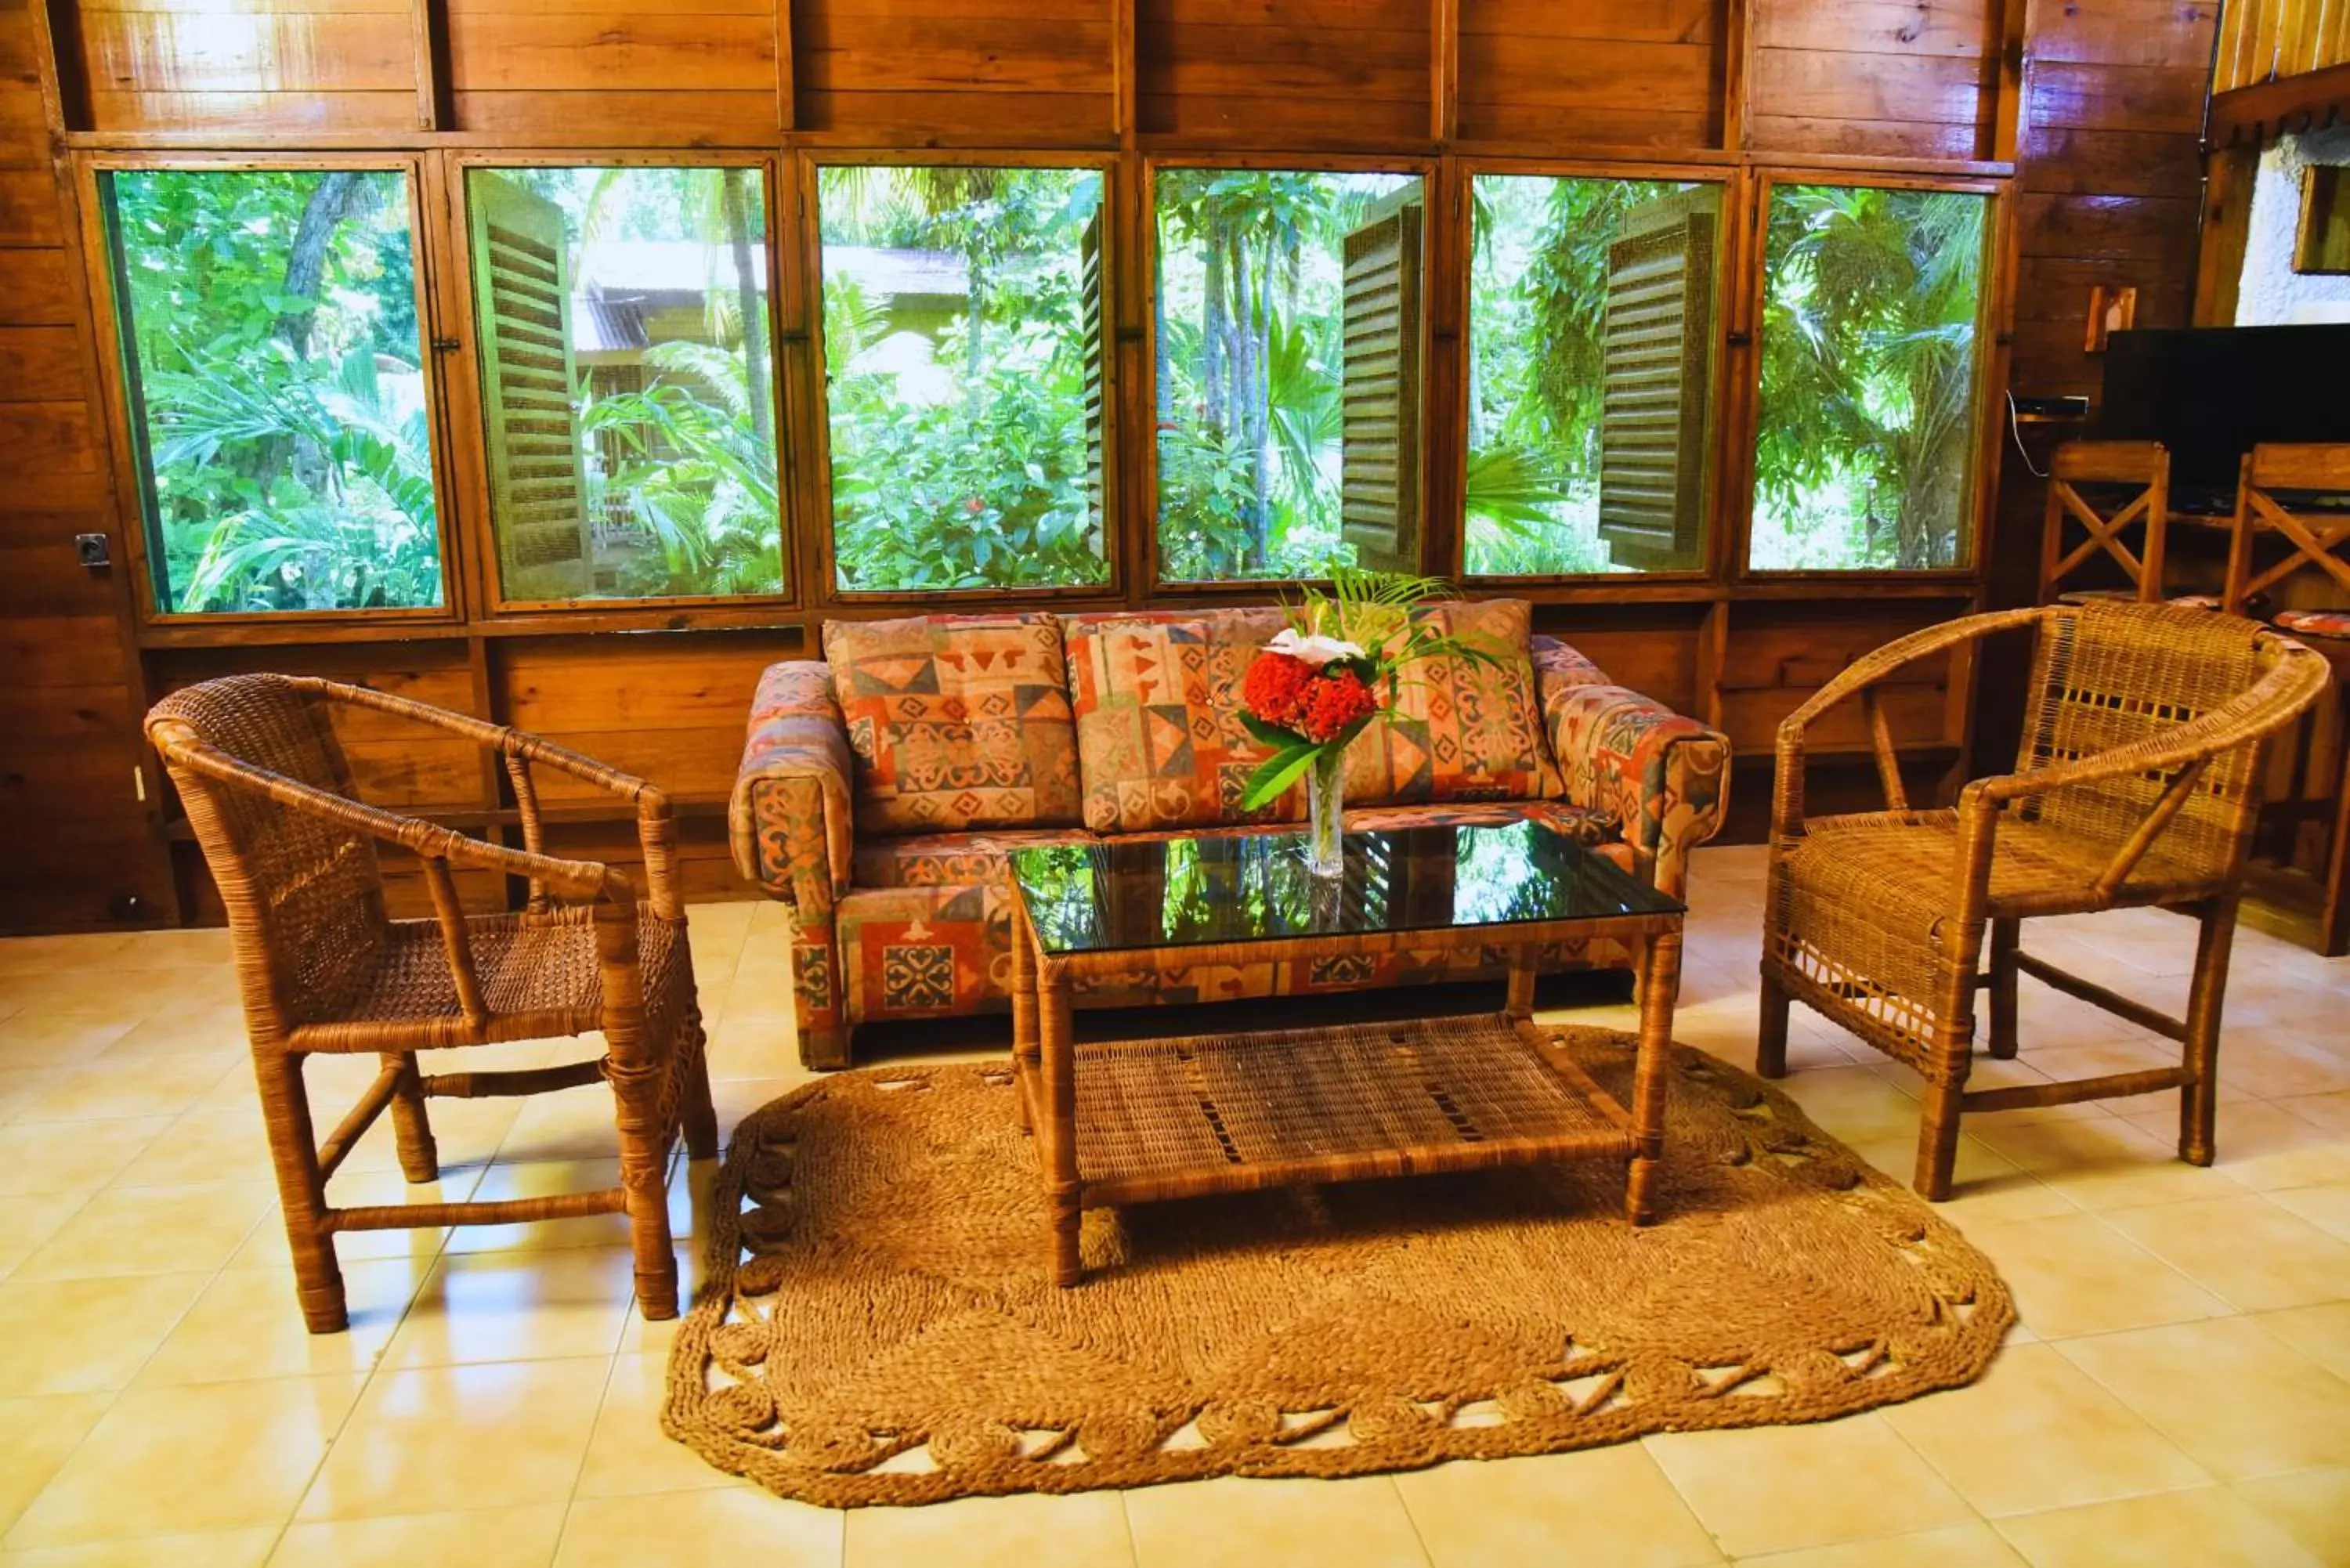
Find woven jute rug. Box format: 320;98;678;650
664;1028;2012;1507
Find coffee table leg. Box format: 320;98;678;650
1039;970;1082;1285
1010;904;1037;1135
1625;927;1683;1226
1505;942;1537;1021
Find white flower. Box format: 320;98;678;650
1268;627;1366;667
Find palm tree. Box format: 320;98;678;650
1755;186;1987;569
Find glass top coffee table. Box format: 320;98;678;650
1005;819;1687;1286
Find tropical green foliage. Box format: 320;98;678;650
1752;185;1987;571
477;164;783;600
109;168;443;613
1465;175;1712;576
819;166;1108;591
1153;168;1418;582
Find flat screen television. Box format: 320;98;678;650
2093;325;2350;504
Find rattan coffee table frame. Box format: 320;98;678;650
1007;858;1687;1287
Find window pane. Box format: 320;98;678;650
1752;185;1989;572
819;165;1108;592
1155;169;1424;583
104;168;442;615
468;166;782;602
1466;175;1721;576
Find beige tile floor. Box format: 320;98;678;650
2;843;2348;1566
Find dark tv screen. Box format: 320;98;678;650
2093;325;2350;496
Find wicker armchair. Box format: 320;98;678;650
1759;602;2330;1200
146;674;719;1332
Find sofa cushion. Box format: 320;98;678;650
1343;598;1563;807
1061;609;1302;833
824;612;1082;836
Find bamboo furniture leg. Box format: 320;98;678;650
1039;965;1081;1286
1504;944;1537;1021
681;1006;721;1162
2178;893;2240;1165
256;1050;348;1335
1755;970;1791;1081
382;1050;439;1182
1986;917;2021;1060
1011;903;1039;1136
1626;929;1682;1226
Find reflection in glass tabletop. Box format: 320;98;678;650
1008;820;1683;958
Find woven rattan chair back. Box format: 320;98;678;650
2012;601;2271;883
148;674;390;1035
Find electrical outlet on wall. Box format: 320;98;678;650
74;533;110;568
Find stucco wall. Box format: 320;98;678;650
2236;126;2350;325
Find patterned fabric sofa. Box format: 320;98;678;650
728;600;1730;1068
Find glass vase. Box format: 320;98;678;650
1306;747;1345;878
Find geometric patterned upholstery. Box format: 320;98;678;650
824;612;1083;836
1062;609;1300;833
1342;598;1563;807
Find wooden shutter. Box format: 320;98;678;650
1598;191;1716;572
1079;204;1107;542
469;173;592;601
1340;190;1423;573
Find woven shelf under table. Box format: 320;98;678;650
1038;1012;1634;1206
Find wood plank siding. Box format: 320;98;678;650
0;0;2224;929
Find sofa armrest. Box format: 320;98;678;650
1538;656;1730;901
728;662;856;902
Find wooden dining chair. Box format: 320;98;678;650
2225;443;2350;616
1759;602;2330;1200
146;674;720;1333
2037;440;2171;605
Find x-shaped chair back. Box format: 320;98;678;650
2227;443;2350;613
2038;440;2170;604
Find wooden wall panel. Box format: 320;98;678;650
0;45;169;929
1749;0;1998;159
76;0;420;132
497;634;794;807
1457;0;1720;149
1715;605;1961;756
1138;0;1429;146
794;0;1111;143
446;0;783;136
2214;0;2350;92
2005;1;2215;403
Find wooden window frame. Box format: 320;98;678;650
798;149;1126;607
1141;151;1438;593
1733;167;2009;584
439;150;799;617
77;150;465;633
1452;157;1738;588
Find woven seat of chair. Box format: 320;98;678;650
291;905;689;1052
1770;809;2223;1071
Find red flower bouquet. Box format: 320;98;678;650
1236;571;1499;872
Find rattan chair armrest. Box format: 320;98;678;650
154;729;620;904
1770;607;2045;841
